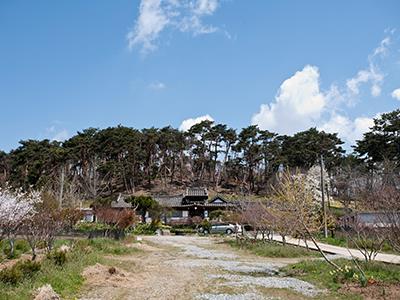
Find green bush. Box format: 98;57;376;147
209;209;224;220
74;222;111;232
201;219;211;232
0;260;41;285
132;223;159;235
1;240;30;259
0;238;140;299
17;260;41;276
48;250;68;266
0;266;23;285
15;240;30;254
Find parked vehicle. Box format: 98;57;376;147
199;223;242;235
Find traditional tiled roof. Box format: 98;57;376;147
153;195;183;207
209;195;227;204
184;187;208;197
153;188;242;209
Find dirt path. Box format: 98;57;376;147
78;236;322;300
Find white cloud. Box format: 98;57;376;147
148;81;166;90
251;65;326;135
127;0;223;53
391;88;400;100
345;36;391;98
194;0;218;15
320;114;374;145
46;125;69;142
179;0;219;35
179;114;214;131
373;37;391;57
346;66;383;97
251;63;379;146
251;32;397;149
51;129;69;142
127;0;170;53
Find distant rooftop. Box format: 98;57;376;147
184;187;208;197
110;194;132;208
153;195;183;207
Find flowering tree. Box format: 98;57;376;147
0;187;40;257
273;170;340;269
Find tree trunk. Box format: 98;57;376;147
31;246;37;261
9;238;15;258
215;145;230;190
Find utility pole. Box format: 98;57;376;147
58;165;65;208
320;154;328;238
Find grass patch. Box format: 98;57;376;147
316;235;348;247
283;259;343;291
0;239;31;261
226;239;320;258
316;234;397;254
80;238;139;256
0;238;138;299
282;258;400;295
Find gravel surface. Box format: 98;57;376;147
154;236;322;297
79;235;322;299
168;258;280;275
154;236;237;259
208;274;321;297
196;292;277;300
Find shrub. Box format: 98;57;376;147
201;219;211;232
0;260;41;285
209;209;224;220
15;240;30;253
17;260;41;276
330;265;359;284
132;223;159;235
0;266;23;285
48;250;68;266
74;222;111;233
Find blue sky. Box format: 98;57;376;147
1;0;399;152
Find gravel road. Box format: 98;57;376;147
78;235;322;300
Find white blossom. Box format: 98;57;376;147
0;187;41;238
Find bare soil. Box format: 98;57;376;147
340;282;400;300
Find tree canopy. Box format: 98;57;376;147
1;108;398;203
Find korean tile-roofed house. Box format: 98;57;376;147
153;188;238;224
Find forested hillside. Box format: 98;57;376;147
0;109;398;206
